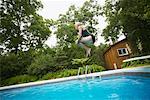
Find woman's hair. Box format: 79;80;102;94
74;22;83;30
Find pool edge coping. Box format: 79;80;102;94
0;65;150;91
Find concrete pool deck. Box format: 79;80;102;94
0;65;150;91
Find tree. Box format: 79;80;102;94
102;0;122;43
0;50;35;80
0;0;51;54
41;0;103;69
53;0;102;48
89;43;109;66
54;23;77;48
48;0;107;68
119;0;150;55
102;0;150;55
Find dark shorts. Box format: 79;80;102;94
91;35;95;43
78;35;95;48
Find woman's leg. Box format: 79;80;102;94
80;35;92;43
80;36;94;48
78;42;91;57
77;35;94;57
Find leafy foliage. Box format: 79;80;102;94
122;59;150;68
0;0;51;54
102;0;122;43
42;69;78;80
72;58;90;67
0;0;108;86
88;64;105;73
0;51;34;80
102;0;150;55
27;53;56;77
42;65;105;80
76;64;105;75
1;75;37;86
53;0;102;49
89;44;109;66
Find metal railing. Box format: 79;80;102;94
77;65;102;80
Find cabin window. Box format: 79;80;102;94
117;48;129;56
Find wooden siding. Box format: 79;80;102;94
104;39;130;70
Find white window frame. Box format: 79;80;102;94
117;48;129;56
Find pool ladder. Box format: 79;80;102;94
77;65;89;76
77;65;101;79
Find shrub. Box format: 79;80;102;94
78;64;105;74
122;58;150;68
42;69;78;80
27;54;56;77
60;69;78;77
1;75;38;86
89;64;105;72
42;65;105;80
0;52;33;80
41;73;55;80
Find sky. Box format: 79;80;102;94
38;0;121;47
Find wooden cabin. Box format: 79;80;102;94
103;39;132;70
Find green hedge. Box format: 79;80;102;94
42;65;105;80
1;65;105;86
1;75;38;86
78;64;105;75
42;69;78;80
88;64;105;72
122;59;150;68
0;52;33;80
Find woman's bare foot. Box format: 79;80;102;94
86;48;91;57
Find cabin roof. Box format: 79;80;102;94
103;38;127;55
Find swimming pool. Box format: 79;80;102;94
0;73;150;100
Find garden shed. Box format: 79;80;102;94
104;39;132;69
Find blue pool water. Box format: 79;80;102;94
0;74;150;100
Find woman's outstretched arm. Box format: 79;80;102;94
76;26;83;44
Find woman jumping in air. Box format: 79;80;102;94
75;22;95;57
